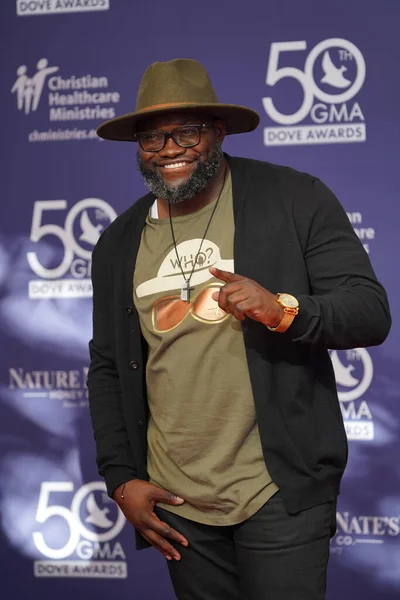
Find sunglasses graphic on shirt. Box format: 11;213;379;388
152;283;229;333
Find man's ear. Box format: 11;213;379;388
214;120;227;144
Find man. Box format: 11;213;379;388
88;59;391;599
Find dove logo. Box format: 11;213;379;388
33;481;127;578
263;38;367;146
79;210;103;245
331;349;373;402
27;198;117;299
320;51;352;89
330;348;374;440
85;493;114;529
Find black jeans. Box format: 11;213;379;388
155;492;336;600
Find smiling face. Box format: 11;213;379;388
136;112;226;204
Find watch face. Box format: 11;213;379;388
279;293;299;308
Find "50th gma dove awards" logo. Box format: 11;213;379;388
27;198;117;299
33;481;126;578
330;348;374;440
263;38;366;146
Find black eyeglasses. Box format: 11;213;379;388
135;122;214;152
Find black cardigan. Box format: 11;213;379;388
87;155;391;546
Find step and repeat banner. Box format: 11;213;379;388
1;1;399;599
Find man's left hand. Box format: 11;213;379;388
209;267;284;328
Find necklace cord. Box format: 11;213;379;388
168;166;228;290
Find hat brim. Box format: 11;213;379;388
136;257;234;298
96;103;260;141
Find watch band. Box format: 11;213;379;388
267;310;297;333
267;293;299;333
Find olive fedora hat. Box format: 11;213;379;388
96;58;260;141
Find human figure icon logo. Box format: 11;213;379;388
11;59;59;114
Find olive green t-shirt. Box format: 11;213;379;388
133;172;278;525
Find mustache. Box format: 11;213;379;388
136;143;223;204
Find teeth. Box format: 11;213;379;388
164;162;188;169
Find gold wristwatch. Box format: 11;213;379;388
267;293;299;333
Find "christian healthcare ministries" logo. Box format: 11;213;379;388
347;211;377;255
27;198;117;299
33;482;126;578
11;58;120;141
263;38;366;146
17;0;109;16
9;366;89;408
330;348;374;440
331;510;400;555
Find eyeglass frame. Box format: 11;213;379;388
134;121;215;152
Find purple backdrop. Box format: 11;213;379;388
1;1;399;598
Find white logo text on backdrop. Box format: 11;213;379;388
33;481;126;578
9;367;89;408
27;198;117;298
263;38;366;146
330;348;375;440
11;59;120;142
346;211;376;255
331;510;400;555
17;0;110;16
11;59;59;114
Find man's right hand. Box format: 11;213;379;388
113;479;188;561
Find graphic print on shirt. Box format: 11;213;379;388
135;238;234;333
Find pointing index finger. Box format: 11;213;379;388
209;267;242;283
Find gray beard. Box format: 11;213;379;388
136;142;224;204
